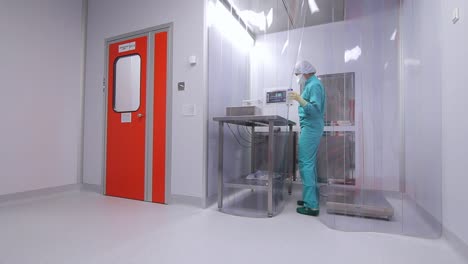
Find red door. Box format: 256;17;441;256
106;36;147;200
152;32;167;203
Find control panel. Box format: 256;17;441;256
266;90;287;104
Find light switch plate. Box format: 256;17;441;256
182;104;196;116
189;55;197;65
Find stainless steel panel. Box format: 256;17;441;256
226;106;262;116
213;115;296;127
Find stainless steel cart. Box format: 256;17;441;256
213;115;296;217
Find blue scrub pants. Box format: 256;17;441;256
298;126;322;209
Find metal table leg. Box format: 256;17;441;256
288;124;293;195
250;125;256;192
251;125;255;173
268;121;274;217
217;122;224;210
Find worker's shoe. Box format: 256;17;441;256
296;206;320;216
297;200;305;206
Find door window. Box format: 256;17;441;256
114;55;141;112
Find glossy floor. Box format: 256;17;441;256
0;189;465;264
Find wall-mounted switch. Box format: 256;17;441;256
178;82;185;91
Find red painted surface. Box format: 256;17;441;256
106;36;147;201
152;32;168;204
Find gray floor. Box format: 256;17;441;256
0;189;466;264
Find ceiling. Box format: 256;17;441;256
228;0;345;36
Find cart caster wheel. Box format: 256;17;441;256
288;192;292;195
268;214;273;218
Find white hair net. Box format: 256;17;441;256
294;61;317;74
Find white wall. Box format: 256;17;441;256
0;0;84;195
440;0;468;248
83;0;207;199
251;0;401;191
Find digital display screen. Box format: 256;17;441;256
266;90;287;103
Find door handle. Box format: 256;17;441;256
137;113;145;118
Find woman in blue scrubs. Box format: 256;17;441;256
288;61;326;216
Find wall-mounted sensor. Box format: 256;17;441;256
453;8;460;24
189;55;197;65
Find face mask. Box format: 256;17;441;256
297;75;306;93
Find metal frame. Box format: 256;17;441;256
318;72;358;186
102;23;173;204
202;6;210;208
217;122;224;209
267;121;274;216
145;33;155;201
397;3;406;193
214;115;295;217
287;124;293;194
77;0;88;184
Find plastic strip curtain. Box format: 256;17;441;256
207;0;442;238
207;0;309;217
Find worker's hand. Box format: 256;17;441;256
288;91;308;107
287;91;301;102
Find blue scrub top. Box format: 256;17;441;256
298;75;326;130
